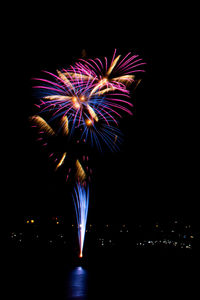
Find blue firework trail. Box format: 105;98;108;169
80;120;123;152
73;183;89;258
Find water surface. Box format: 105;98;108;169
7;250;198;299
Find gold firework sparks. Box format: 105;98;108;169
75;159;86;182
29;115;55;136
55;152;67;171
60;116;69;136
106;55;121;77
57;70;75;91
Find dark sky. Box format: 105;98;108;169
4;3;198;226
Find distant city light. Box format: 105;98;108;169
8;217;197;252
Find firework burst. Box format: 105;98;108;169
67;49;145;94
33;64;137;133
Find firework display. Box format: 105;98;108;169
30;49;145;257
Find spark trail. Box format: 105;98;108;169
73;183;89;258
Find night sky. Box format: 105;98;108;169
4;3;198;228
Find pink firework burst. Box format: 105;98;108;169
32;68;135;129
67;49;146;94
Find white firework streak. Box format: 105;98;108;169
73;183;89;258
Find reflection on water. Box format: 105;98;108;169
67;266;88;299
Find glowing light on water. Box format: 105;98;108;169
67;267;88;299
73;183;89;258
